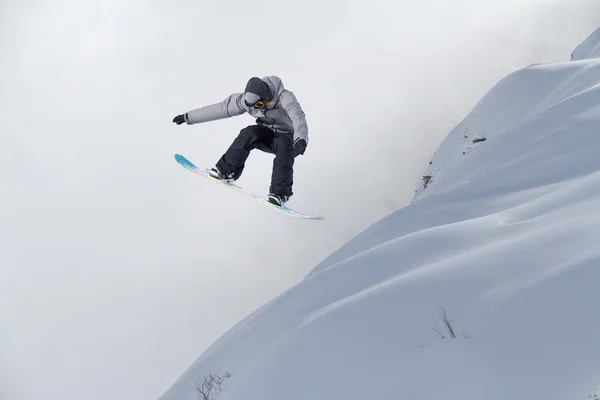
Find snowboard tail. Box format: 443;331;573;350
174;154;324;220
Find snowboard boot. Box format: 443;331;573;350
266;193;290;207
208;166;235;183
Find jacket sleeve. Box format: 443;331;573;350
184;93;247;124
279;90;308;145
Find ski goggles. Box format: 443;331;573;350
244;92;267;109
250;100;266;109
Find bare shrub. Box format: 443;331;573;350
417;307;471;349
432;307;457;339
589;387;600;400
196;371;231;400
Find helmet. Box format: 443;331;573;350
243;77;272;109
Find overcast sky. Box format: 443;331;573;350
2;1;599;400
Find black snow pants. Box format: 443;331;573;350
215;124;295;197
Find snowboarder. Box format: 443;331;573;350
172;76;308;206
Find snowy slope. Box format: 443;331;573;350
159;31;600;400
572;26;600;60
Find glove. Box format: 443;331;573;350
294;139;307;156
173;114;186;125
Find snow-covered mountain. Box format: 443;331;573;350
159;28;600;400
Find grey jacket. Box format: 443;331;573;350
184;76;309;145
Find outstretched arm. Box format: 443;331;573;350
177;93;247;125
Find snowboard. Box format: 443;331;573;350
174;154;324;220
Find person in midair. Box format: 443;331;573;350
172;76;308;206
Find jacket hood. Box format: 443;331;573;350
262;76;285;104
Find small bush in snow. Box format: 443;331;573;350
196;371;231;400
432;307;456;339
589;387;600;400
432;307;470;340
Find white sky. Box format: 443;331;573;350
1;1;599;400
